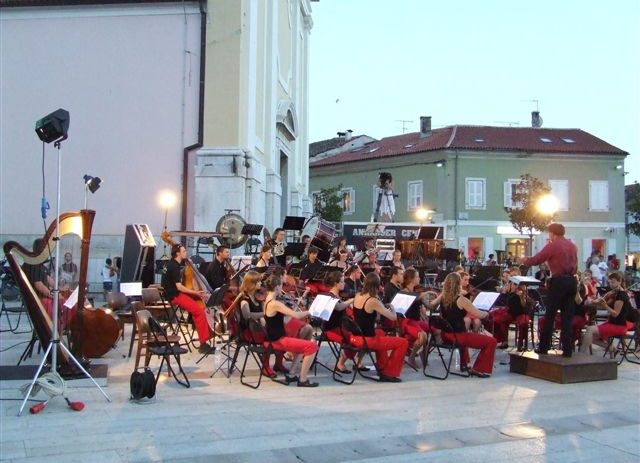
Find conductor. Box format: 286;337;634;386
522;223;578;357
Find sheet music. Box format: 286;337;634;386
390;292;417;315
509;276;541;286
473;292;501;311
308;294;339;321
63;287;79;310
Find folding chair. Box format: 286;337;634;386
332;316;380;385
603;319;640;365
136;309;190;388
311;317;341;375
143;286;192;352
423;315;470;380
0;298;32;335
238;318;289;389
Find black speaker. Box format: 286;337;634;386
121;224;156;287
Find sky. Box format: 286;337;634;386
308;0;640;184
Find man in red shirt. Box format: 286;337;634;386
523;223;578;357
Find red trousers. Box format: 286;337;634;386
442;331;497;374
268;336;318;356
171;293;211;344
485;307;529;346
305;282;330;295
539;314;588;345
285;318;306;338
400;318;429;343
597;321;634;341
350;329;408;378
242;329;285;368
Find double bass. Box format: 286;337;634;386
3;210;120;367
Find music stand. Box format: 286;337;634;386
288;262;305;278
365;223;384;235
312;265;334;282
241;224;263;236
282;216;305;231
285;243;306;260
417;226;440;240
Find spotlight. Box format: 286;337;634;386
435;159;445;167
615;164;623;170
83;175;102;193
35;109;70;144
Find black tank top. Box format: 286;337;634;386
354;296;376;337
442;298;466;333
264;300;285;341
242;295;262;314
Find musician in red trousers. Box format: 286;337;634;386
352;273;409;382
320;271;353;373
440;272;497;377
162;243;214;354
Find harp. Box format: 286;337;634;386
3;210;95;370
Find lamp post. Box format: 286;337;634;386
158;190;177;258
535;193;559;254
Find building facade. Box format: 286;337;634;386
309;117;629;268
0;0;314;284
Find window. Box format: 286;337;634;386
341;187;355;214
465;178;486;210
589;180;609;211
561;137;575;144
311;191;322;213
540;137;552;143
503;179;520;208
548;179;569;211
407;181;423;211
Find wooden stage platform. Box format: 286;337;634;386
509;351;617;384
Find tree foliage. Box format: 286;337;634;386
626;182;640;237
505;174;556;254
313;185;344;222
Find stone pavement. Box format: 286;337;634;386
0;308;638;462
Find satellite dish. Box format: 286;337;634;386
215;213;247;249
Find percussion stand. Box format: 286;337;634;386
19;140;110;416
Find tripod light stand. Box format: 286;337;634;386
19;110;110;416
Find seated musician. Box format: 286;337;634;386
343;265;363;298
331;236;354;261
272;228;287;266
320;271;352;373
162;244;215;354
539;273;588;350
353;237;375;265
255;245;273;273
329;248;349;271
401;268;430;368
534;262;551;286
352;273;408;382
440;272;497;377
361;251;381;276
205;245;231;291
391;249;405;271
234;270;285;378
579;271;635;354
483;267;531;350
300;247;325;294
263;276;319;387
21;238;69;330
460;271;481;333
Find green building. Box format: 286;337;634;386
309;117;628;267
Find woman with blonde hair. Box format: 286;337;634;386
440;272;497;377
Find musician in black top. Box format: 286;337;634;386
162;244;214;354
263;276;318;387
579;271;635;354
205;245;230;291
352;273;408;382
343;265;363;298
440;272;496;377
319;271;352;373
400;268;430;368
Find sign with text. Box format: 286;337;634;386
342;222;444;246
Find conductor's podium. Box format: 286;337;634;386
509;351;617;384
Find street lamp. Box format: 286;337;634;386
415;208;434;225
158;190;177;257
537;193;559;216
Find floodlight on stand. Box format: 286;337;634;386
83;175;102;209
35;108;70;144
415;208;434;224
536;193;559;216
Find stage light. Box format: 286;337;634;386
35;108;70;144
435;160;445;167
537;193;559;216
158;190;177;210
415;208;434;223
83;175;102;193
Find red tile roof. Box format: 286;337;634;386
310;126;628;168
0;0;179;7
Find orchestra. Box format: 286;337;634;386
11;210;630;394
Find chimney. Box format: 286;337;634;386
531;111;543;128
337;131;346;140
345;129;353;141
420;116;432;138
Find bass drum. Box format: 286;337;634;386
301;216;336;251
